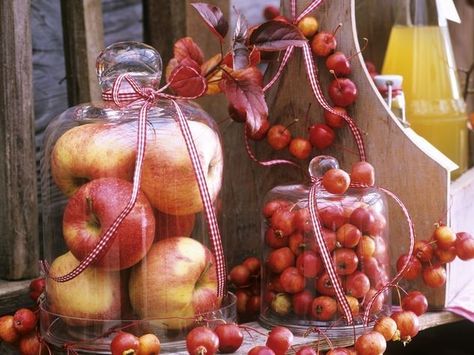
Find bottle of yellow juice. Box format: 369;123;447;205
382;0;468;179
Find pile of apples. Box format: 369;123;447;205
41;107;225;344
261;161;391;323
249;9;360;163
0;278;46;354
397;225;474;288
228;257;262;322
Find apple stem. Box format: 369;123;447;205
304;103;312;129
284;118;299;131
238;324;268;337
394;283;403;307
197;346;208;355
329;70;341;89
304;327;334;350
347;38;369;62
332;23;343;37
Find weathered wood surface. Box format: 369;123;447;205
61;0;104;105
0;0;39;280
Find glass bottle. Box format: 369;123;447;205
382;0;468;179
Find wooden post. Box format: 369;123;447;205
61;0;104;105
0;0;39;280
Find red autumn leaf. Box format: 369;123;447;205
169;59;207;98
174;37;204;65
248;20;307;51
219;67;268;134
222;48;260;69
191;3;229;42
232;12;249;70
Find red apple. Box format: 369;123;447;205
336;223;362;248
311;296;337;321
46;252;125;325
297;16;319;38
402;291;428;316
324;107;347;129
228;264;251;287
267;247;295;274
247;295;261;314
263;5;280;20
345;271;370;298
422;265;446;288
333;248;359;275
293;208;312;233
0;315;20;343
396;254;422;281
373;316;399;341
350;161;375;187
311;32;337;57
138;333;161;355
455;232;474;260
433;225;457;250
271;208;296;237
29;277;45;302
316;272;340;297
356;235;376;259
280;267;305;294
414;240;434;263
249;346;276;355
296;251;322;278
319;205;347;231
322;168;350;195
326;51;351;76
292;290;314;317
349;207;375;235
362;288;385;315
266;228;290;249
337;295;360;316
243;257;261;276
309;123;335;150
236;289;251;315
267;124;292;150
263;199;291;219
328;78;358;107
13;308;37;335
18;331;47;355
434;246;457;264
266;326;294;355
111;332;140;355
289;137;312;160
154;209;195;240
391;311;420;341
354;331;386;355
63;177;155;270
129;237;221;330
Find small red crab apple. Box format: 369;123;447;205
354;331;387;355
214;323;243;353
289;137;312;160
186;326;219;355
373;316;399;341
297;16;319;38
138;333;161;355
309;123;335;150
391;311;420;342
266;326;294;355
110;332;139;355
402;291;428;316
396;253;422;280
422;264;447;288
13;308;37;335
324;107;347;129
267;124;292;150
326;51;352;76
328;78;358;107
311;31;337;57
322;168;350;195
249;346;276;355
432;225;457;250
228;264;251;287
455;232;474;260
0;315;20;344
350;161;375;186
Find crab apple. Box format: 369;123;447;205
414;240;434;263
337;295;360;316
311;296;337;321
296;347;318;355
266;326;294;355
214;323;243;353
320;227;338;252
422;265;446;288
298;16;319;38
29;277;45;302
248;119;270;141
263;5;280;20
289;137;312;160
367;211;386;236
266;228;289;249
0;315;20;343
271;293;292;316
296;251;322;278
327;348;351;355
333;248;359;275
236;289;251;314
365;61;378;76
111;332;140;355
243;256;261;276
362;289;385;315
373;316;399;341
349;207;375;235
269;274;285;293
18;331;47;355
336;223;362;248
138;333;161;355
402;291;428;316
271;208;296;237
13;308;37;335
326;51;351;76
186;326;219;355
345;271;370;298
391;311;420;341
267;124;292;150
228;104;246;123
247;295;261;314
294;207;311;233
328;78;358;107
433;225;457;250
228;264;251;287
311;31;337;57
455;232;474;260
350;161;375;187
373;235;389;265
292;290;314;316
324;107;347;129
316;272;339;296
354;331;386;355
263;199;290;219
289;232;306;256
322;168;350;195
356;235;376;259
434;246;457;264
280;267;306;294
319;205;347;231
361;256;380;280
249;346;276;355
397;254;422;280
309;123;335;150
268;247;295;273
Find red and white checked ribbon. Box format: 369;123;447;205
42;73;227;298
309;177;354;325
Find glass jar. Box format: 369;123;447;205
39;41;235;353
382;0;468;179
259;157;391;337
374;74;408;127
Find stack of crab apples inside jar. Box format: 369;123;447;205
259;156;391;336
